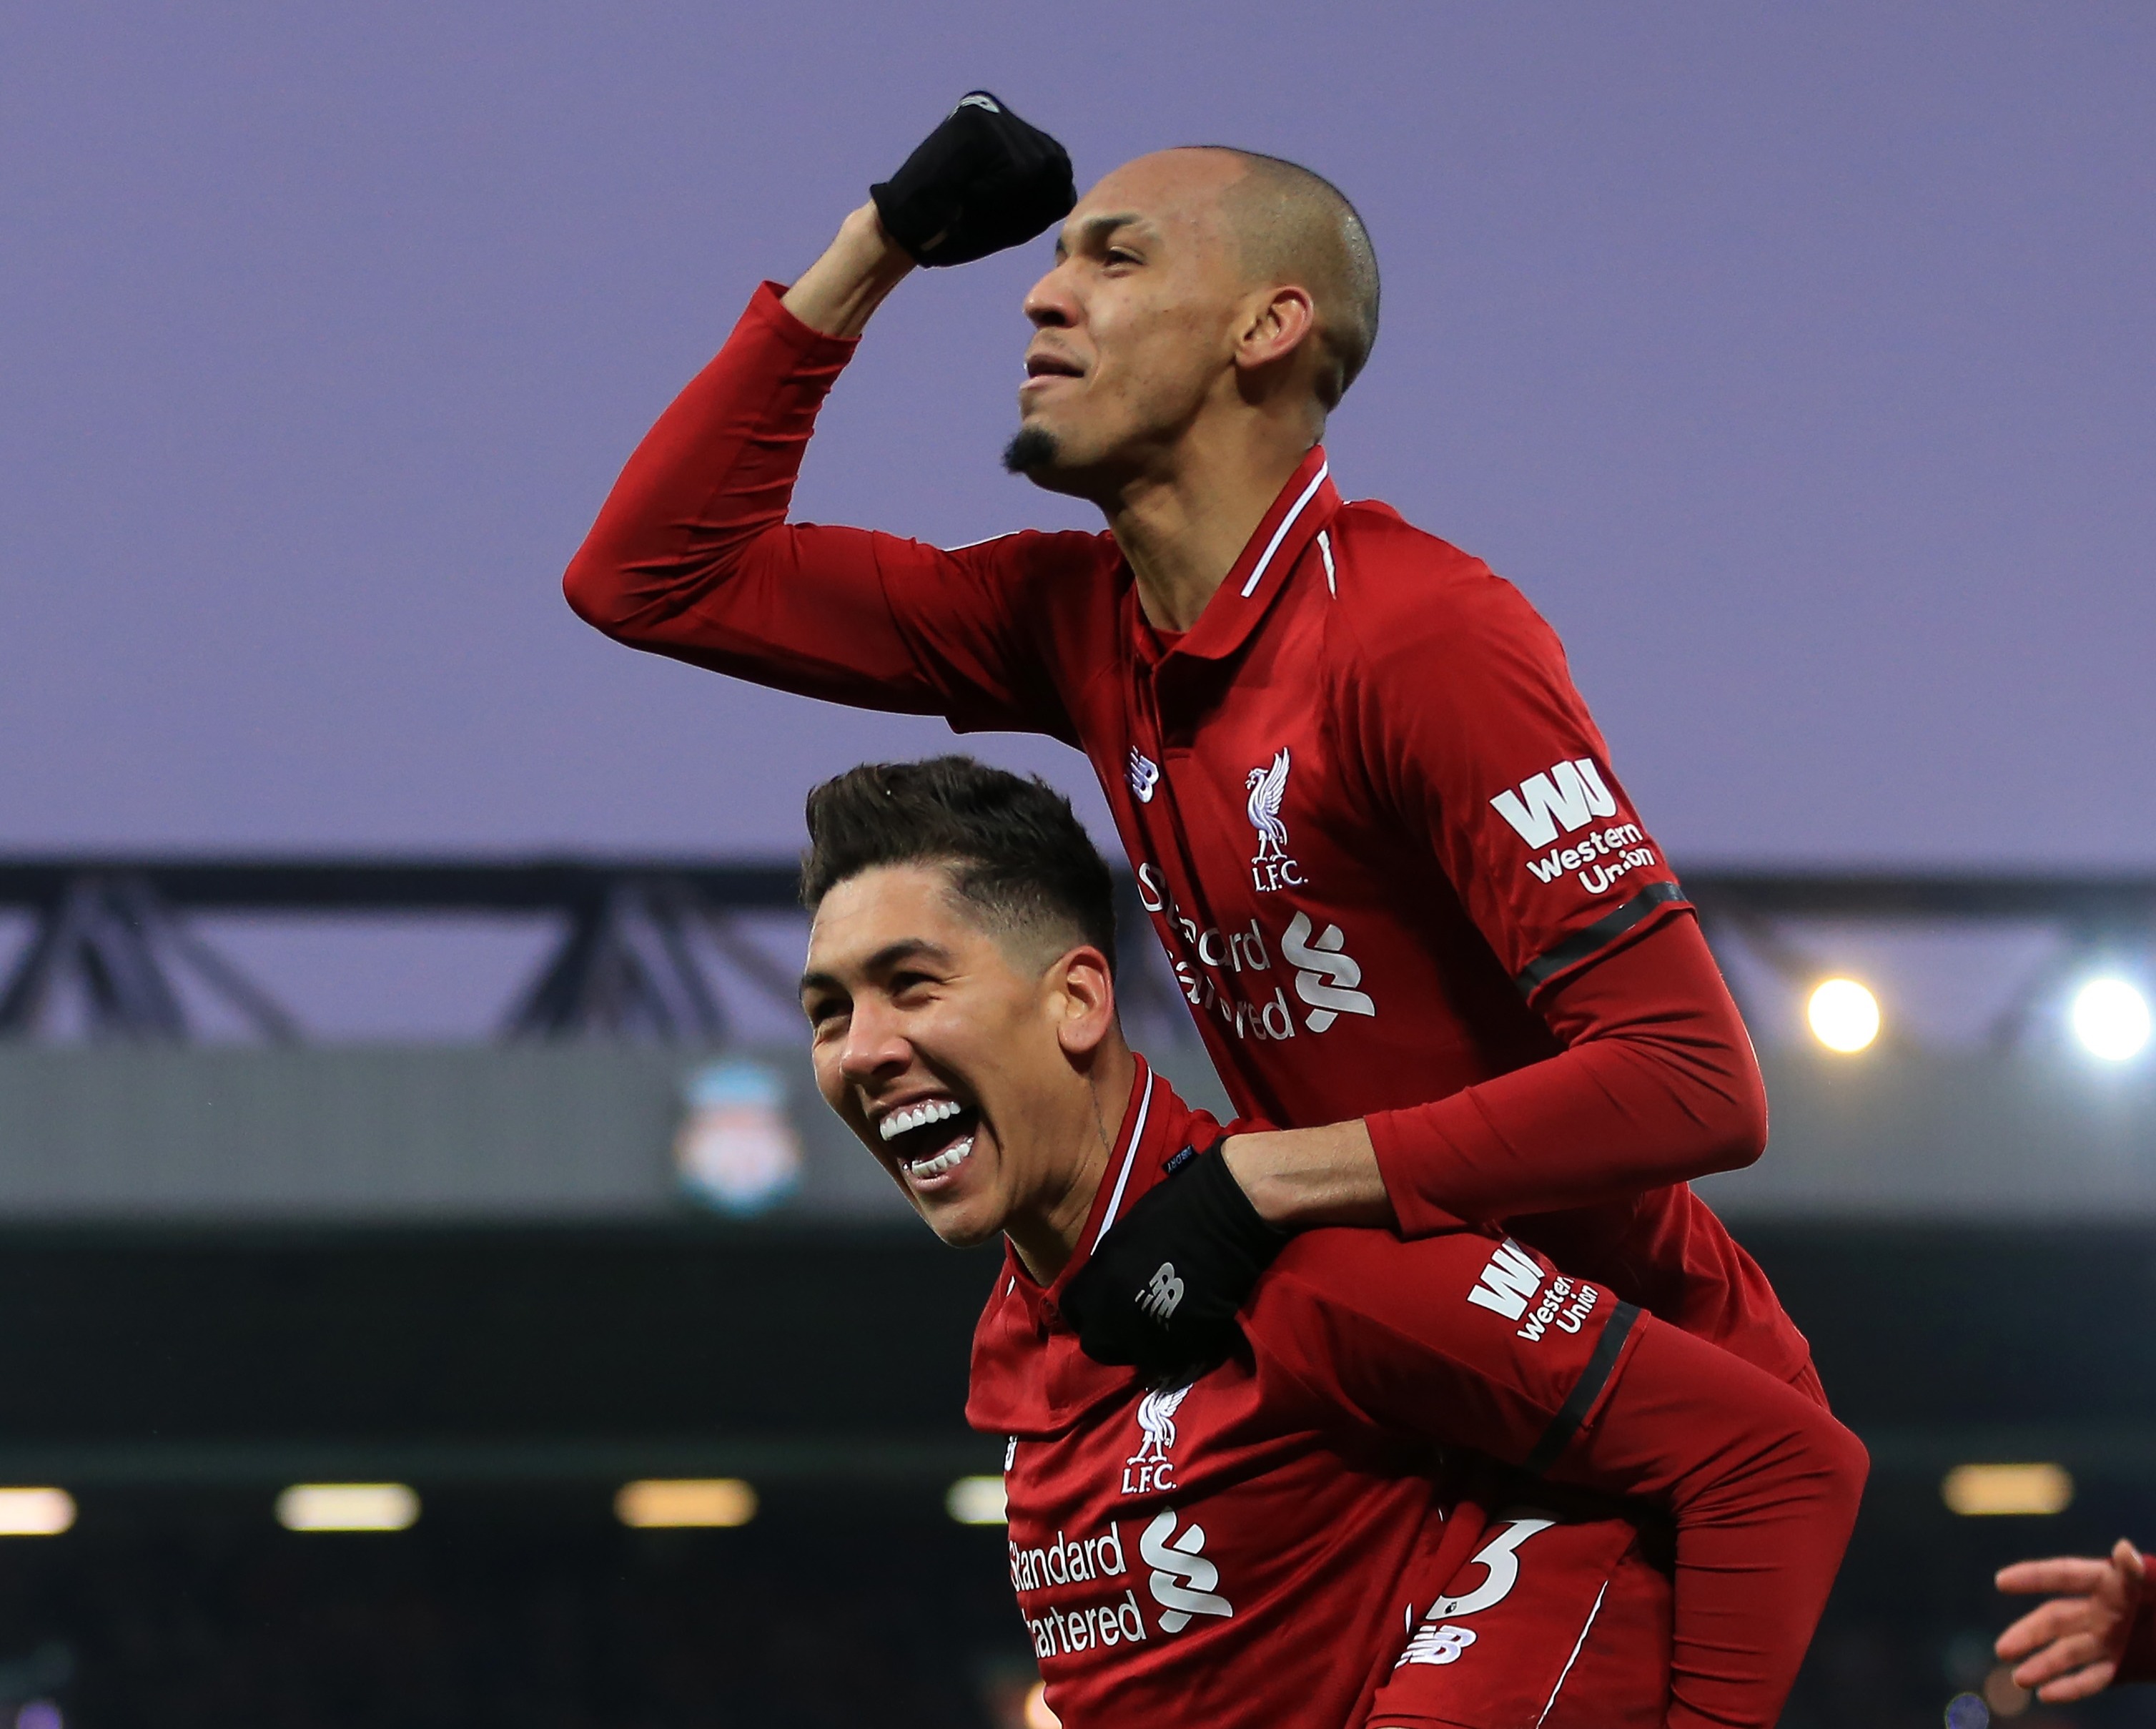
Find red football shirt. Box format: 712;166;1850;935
969;1060;1862;1729
565;282;1811;1385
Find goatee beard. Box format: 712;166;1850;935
1002;425;1059;476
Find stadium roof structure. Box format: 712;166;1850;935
0;855;2150;1045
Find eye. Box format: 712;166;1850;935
1104;247;1140;267
803;992;848;1030
889;969;937;1000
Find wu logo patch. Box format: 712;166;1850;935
1490;758;1618;848
1123;1383;1191;1494
1244;749;1305;892
1140;1509;1234;1632
1465;1238;1545;1321
1127;748;1162;804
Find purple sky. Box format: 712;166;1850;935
4;4;2151;867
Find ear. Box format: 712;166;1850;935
1049;945;1119;1062
1231;285;1318;376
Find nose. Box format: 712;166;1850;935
1022;259;1077;330
839;995;911;1090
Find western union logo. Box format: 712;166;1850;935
1490;759;1618;849
1465;1238;1545;1321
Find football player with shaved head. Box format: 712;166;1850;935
566;96;1836;1711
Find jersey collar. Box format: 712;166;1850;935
1159;445;1341;666
1002;1055;1169;1309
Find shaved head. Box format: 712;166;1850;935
1197;148;1380;409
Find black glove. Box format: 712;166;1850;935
871;92;1076;267
1062;1146;1290;1375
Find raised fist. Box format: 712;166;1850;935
871;92;1075;267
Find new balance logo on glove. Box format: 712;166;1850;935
1138;1263;1186;1324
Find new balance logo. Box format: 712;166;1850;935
1128;749;1161;804
1490;758;1618;848
1465;1238;1544;1321
1138;1263;1185;1324
1398;1623;1477;1667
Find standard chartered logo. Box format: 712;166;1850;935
1012;1511;1232;1657
1281;912;1375;1032
1131;861;1376;1040
1140;1509;1234;1632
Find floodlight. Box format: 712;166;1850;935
1941;1462;2072;1517
275;1483;419;1532
614;1478;757;1529
1806;978;1881;1053
0;1489;75;1537
2070;977;2152;1063
946;1476;1008;1524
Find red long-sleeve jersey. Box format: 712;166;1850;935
565;282;1810;1385
969;1060;1865;1729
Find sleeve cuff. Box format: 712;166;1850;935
2119;1585;2156;1683
1365;1103;1475;1239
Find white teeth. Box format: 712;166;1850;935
878;1098;964;1142
905;1136;974;1181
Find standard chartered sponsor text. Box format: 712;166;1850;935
1133;864;1375;1040
1010;1514;1235;1658
1012;1523;1151;1658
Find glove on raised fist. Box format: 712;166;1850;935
1062;1144;1290;1376
871;92;1076;267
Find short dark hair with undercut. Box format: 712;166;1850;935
801;757;1117;975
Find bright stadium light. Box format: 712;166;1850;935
1806;978;1881;1053
275;1483;419;1532
0;1489;75;1537
1942;1463;2074;1517
614;1479;757;1529
946;1476;1008;1524
2070;977;2152;1063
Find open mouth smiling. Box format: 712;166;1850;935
876;1096;981;1181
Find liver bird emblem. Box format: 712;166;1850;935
1133;1384;1192;1462
1245;749;1292;862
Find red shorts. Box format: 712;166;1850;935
1363;1499;1671;1729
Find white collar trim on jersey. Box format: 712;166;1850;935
1091;1065;1156;1248
1239;460;1332;598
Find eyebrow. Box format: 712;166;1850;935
798;937;956;999
1054;212;1152;260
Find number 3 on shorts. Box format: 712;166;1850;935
1424;1516;1557;1619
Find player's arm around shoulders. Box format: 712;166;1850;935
1245;1228;1866;1729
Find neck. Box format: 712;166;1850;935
1004;1040;1141;1286
1104;418;1315;634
